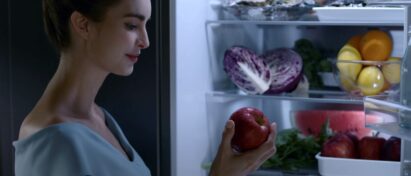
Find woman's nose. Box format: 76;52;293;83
137;30;150;49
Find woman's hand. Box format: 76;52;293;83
209;120;277;176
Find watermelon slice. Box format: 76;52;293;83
293;110;381;139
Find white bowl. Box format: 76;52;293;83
316;153;400;176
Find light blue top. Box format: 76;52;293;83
13;109;151;176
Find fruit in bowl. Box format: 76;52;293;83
337;44;363;80
334;30;401;96
321;133;357;158
333;59;401;96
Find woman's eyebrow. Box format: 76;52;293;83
123;13;149;21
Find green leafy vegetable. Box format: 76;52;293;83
294;39;332;89
262;118;332;171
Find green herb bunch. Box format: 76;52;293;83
262;118;333;171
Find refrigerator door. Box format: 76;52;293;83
172;0;213;176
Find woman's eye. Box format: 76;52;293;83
125;23;138;30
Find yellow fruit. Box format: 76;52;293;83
339;74;357;92
382;57;401;84
337;44;363;80
338;44;361;57
357;66;385;96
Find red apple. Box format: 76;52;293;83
345;131;359;158
230;107;271;152
321;133;357;158
359;136;386;160
381;136;401;161
345;132;359;145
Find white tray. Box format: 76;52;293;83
313;7;404;23
316;153;400;176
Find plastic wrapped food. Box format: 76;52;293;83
222;0;315;20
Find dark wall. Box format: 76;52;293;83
0;0;12;175
1;0;169;175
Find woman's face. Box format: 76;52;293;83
87;0;151;76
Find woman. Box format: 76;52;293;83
13;0;277;175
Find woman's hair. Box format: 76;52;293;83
42;0;121;50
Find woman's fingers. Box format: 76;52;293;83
220;120;235;154
243;122;277;161
270;122;277;143
257;143;276;164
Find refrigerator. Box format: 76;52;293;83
171;0;411;176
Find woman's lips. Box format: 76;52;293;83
126;54;139;62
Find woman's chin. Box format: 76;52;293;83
114;68;134;76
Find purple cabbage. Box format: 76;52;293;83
223;46;272;95
261;48;303;94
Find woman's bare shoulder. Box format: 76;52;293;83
18;111;66;140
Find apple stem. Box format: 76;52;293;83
256;117;264;125
373;131;380;137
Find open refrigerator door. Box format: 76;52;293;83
363;16;411;175
172;0;411;175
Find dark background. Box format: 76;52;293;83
0;0;170;175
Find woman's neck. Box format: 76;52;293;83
37;52;108;120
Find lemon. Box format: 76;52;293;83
337;44;363;80
382;57;401;84
339;74;356;92
357;66;385;96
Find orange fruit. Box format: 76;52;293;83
360;30;392;61
347;34;363;51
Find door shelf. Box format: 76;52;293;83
366;122;411;141
207;90;363;104
364;95;411;140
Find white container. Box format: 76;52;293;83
316;153;400;176
313;7;404;23
318;72;338;87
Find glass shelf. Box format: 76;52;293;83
206;20;404;27
211;2;407;26
364;95;411;140
250;169;319;176
207;90;364;104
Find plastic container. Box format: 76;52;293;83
313;7;404;23
318;72;338;87
316;153;400;176
333;60;401;96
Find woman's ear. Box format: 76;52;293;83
70;11;90;40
